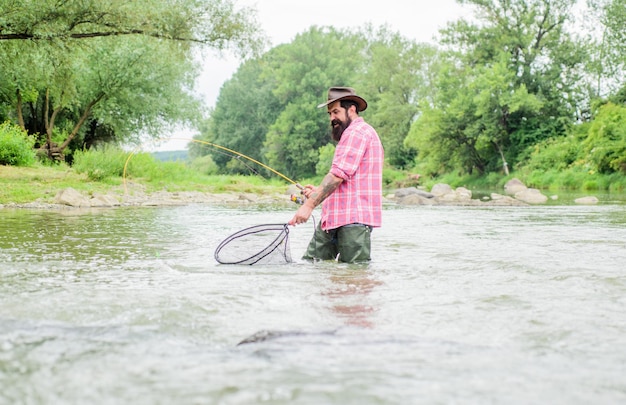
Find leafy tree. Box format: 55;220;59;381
6;36;202;160
0;0;263;55
406;65;483;175
588;0;626;97
515;129;585;173
262;27;364;179
584;102;626;173
316;143;335;176
202;27;363;179
0;0;264;160
517;103;626;175
358;25;440;169
191;58;281;175
408;0;590;175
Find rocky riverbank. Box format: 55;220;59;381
388;178;599;206
0;178;600;210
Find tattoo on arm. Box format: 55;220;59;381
308;174;342;206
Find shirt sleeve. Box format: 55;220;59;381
330;124;368;180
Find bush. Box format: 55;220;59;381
189;154;219;176
0;122;36;166
316;144;335;176
516;134;581;173
584;103;626;174
382;166;419;188
73;146;165;181
73;146;131;180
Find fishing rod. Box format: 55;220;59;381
122;137;305;197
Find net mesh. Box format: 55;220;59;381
214;223;292;265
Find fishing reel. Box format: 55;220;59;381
290;183;306;205
290;193;305;205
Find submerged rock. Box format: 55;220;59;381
237;329;337;345
575;196;599;205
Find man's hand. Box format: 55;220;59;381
288;174;343;226
288;202;314;226
301;184;316;198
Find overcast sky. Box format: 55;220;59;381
200;0;472;106
160;0;473;150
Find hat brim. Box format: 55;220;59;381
317;95;367;112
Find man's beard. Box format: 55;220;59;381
331;115;352;142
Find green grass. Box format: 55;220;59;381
0;164;119;204
0;146;292;204
2;146;624;205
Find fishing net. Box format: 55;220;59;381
214;223;292;265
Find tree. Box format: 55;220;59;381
7;35;202;160
584;102;626;173
588;0;626;97
191;58;281;175
408;0;590;175
203;24;451;178
0;0;264;160
0;0;263;55
358;25;440;168
262;27;364;179
202;26;363;179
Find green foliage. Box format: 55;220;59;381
381;166;410;188
514;103;626;189
202;1;624;183
0;0;264;159
203;25;449;178
265;99;327;179
316;143;335;176
516;133;583;173
192;59;281;173
524;167;626;191
73;145;216;186
0;0;264;54
412;0;588;176
189;155;219;176
72;146;135;180
358;26;438;168
0;122;36;166
584;102;626;173
262;27;364;178
3;0;620;187
590;0;626;95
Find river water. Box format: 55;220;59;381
1;202;625;404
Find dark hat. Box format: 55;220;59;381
317;87;368;112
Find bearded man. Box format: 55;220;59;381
289;87;384;263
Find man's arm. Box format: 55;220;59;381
288;173;343;226
304;173;343;207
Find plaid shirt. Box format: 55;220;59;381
321;117;384;231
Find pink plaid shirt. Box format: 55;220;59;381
321;117;384;231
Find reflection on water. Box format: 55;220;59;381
1;203;625;404
322;268;383;328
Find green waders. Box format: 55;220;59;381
302;222;372;263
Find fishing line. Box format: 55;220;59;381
122;137;303;193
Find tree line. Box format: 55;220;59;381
1;0;625;183
0;0;263;161
192;0;625;181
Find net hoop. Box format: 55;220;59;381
214;223;292;265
